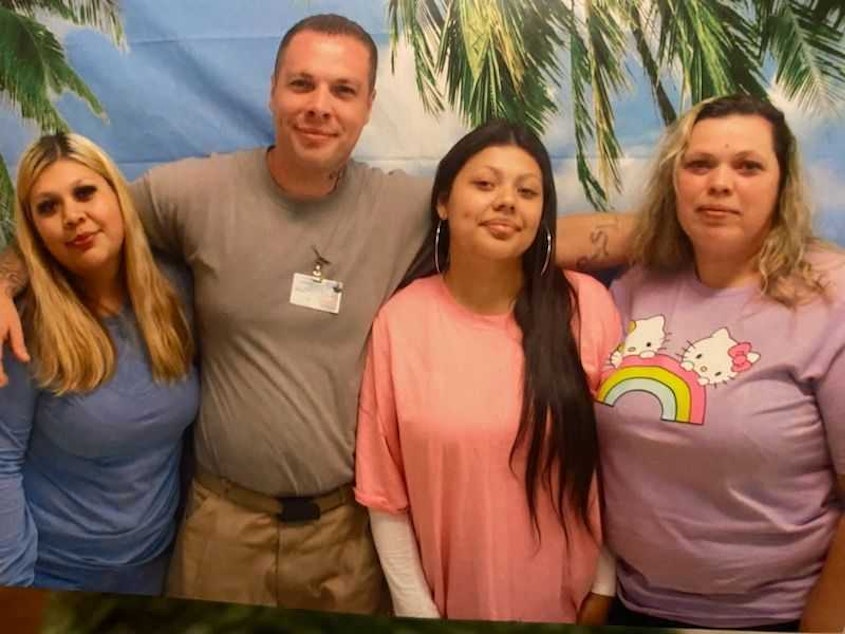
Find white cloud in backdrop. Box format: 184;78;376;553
358;41;467;167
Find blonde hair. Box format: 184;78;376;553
14;133;193;393
631;94;830;307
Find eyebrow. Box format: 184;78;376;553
682;148;771;160
286;71;363;87
684;146;768;156
31;178;90;199
475;165;541;179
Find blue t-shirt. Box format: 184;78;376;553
0;265;199;594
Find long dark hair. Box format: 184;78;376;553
403;120;598;536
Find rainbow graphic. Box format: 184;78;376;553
597;354;706;425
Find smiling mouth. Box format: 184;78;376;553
697;205;738;215
67;232;97;248
482;221;519;237
296;128;336;139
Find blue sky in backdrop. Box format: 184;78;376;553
1;0;843;242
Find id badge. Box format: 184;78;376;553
290;272;343;314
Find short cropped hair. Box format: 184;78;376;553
273;13;378;92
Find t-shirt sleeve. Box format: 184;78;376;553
816;300;845;476
382;172;433;290
154;255;195;325
129;168;186;258
0;355;39;586
354;312;410;513
567;272;623;393
610;268;643;330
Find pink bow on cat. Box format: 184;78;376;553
728;342;755;372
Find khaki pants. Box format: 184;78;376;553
166;478;388;613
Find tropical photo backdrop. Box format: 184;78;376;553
1;0;844;247
0;0;843;631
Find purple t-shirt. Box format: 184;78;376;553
595;253;845;627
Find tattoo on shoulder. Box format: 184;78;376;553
575;217;621;271
0;247;27;297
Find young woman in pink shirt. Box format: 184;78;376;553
354;121;620;622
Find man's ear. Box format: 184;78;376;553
364;88;376;124
268;71;281;113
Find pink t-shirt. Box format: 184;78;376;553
355;273;621;622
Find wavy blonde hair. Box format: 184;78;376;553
631;94;830;307
14;133;193;393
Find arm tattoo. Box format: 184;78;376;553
575;217;620;271
0;245;28;297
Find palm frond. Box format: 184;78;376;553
754;0;845;113
387;0;445;113
496;0;564;130
0;7;104;129
565;4;610;209
623;1;676;124
0;152;13;247
810;0;845;29
428;0;562;133
583;0;628;195
1;0;123;45
655;0;767;107
558;0;629;208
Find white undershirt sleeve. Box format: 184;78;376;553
590;545;617;597
369;509;441;618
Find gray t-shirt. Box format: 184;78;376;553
130;148;431;496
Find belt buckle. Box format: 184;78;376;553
278;496;321;522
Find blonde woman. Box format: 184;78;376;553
0;133;198;594
594;95;845;630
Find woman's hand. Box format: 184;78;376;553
577;592;613;625
800;478;845;632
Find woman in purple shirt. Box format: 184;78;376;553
593;95;845;630
0;133;198;594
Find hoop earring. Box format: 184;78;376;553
434;219;444;275
541;224;552;276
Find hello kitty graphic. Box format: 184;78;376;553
597;317;760;425
680;328;760;386
610;315;667;367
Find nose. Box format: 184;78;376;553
305;85;331;120
61;200;86;228
494;186;516;213
707;164;733;195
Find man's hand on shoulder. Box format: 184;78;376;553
0;247;31;385
0;288;29;385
